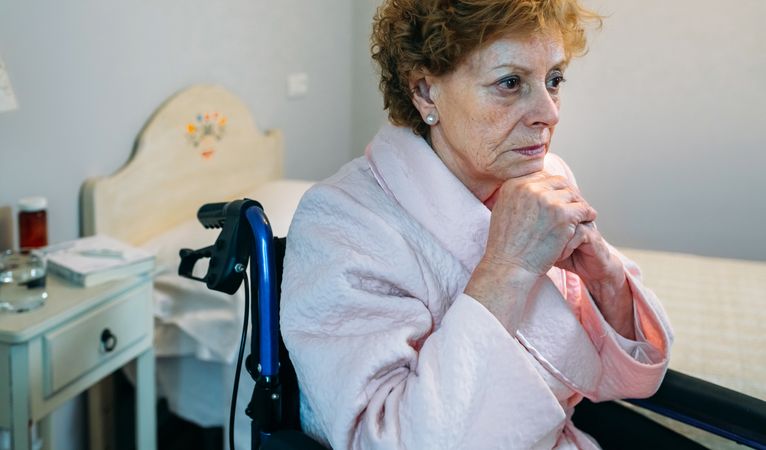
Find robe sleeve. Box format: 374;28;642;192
572;248;674;401
282;183;566;450
545;153;674;400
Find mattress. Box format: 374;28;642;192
619;247;766;449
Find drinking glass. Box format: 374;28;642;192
0;250;48;312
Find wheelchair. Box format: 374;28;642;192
179;199;766;450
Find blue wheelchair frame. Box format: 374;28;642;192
179;199;766;450
179;200;322;449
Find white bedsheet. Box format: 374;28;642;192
619;247;765;450
619;247;766;401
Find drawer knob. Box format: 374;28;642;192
100;328;118;353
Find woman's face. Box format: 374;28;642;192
420;31;567;203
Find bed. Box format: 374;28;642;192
81;84;313;449
81;84;765;450
616;247;766;449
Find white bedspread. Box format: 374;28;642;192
619;247;766;400
619;247;765;449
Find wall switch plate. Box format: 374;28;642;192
0;56;19;112
287;73;309;99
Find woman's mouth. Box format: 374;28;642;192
512;144;546;157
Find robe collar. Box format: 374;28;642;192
365;123;490;272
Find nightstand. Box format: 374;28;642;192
0;274;156;450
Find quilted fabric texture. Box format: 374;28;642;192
281;124;673;450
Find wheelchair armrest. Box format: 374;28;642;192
260;429;328;450
627;368;766;448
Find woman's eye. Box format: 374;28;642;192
547;75;566;92
498;76;521;91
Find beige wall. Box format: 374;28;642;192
352;0;388;157
554;0;766;260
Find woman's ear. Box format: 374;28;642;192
409;72;439;125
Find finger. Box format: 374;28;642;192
497;176;583;210
540;187;584;204
534;174;575;192
579;204;598;223
559;222;589;261
578;221;606;255
507;172;573;192
531;178;585;203
558;200;597;225
505;170;549;185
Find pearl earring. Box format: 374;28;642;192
425;112;438;125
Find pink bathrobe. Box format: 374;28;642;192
281;124;673;450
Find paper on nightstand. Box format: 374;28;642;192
42;235;156;287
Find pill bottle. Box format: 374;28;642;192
18;196;48;252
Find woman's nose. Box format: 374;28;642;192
524;87;560;128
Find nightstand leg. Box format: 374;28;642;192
135;348;156;450
87;377;114;450
9;345;30;450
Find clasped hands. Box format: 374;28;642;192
466;171;636;339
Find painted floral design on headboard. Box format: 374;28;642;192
185;112;227;159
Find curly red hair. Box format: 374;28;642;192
371;0;602;137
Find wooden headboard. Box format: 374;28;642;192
81;85;283;245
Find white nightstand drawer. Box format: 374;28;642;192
42;284;151;395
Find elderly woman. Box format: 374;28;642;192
281;1;674;449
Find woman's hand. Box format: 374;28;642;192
465;171;597;331
556;221;620;283
556;222;636;339
484;171;597;277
